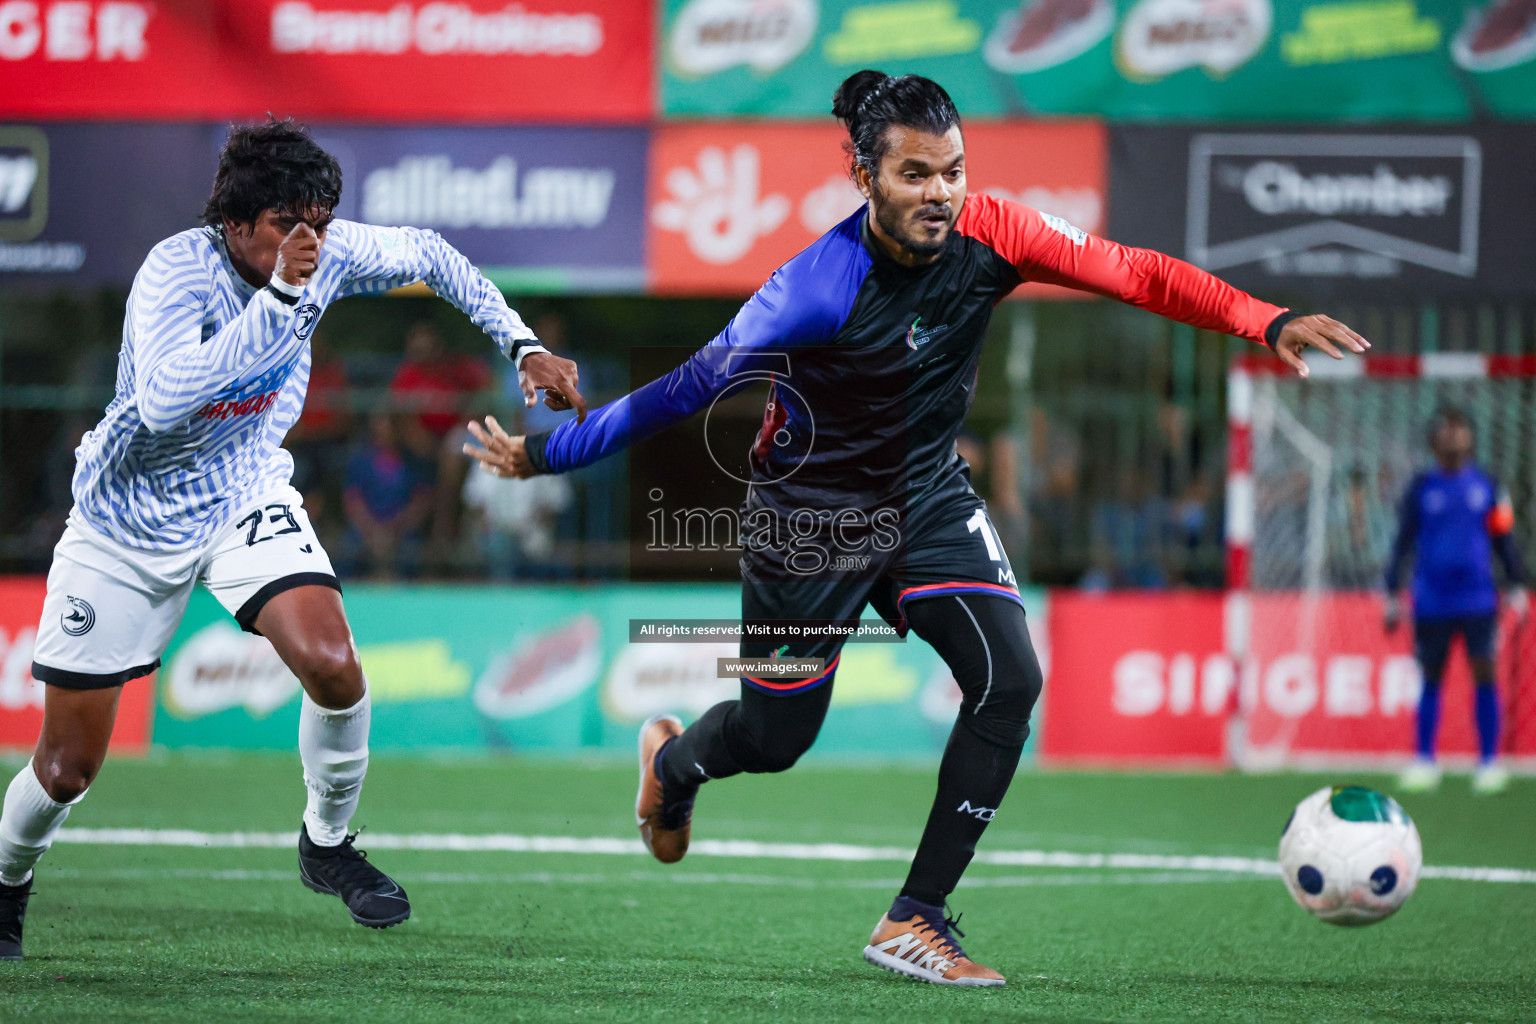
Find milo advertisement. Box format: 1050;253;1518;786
153;584;1049;758
660;0;1536;121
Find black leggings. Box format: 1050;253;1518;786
662;593;1043;905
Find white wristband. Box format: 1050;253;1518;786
267;273;304;299
513;343;549;371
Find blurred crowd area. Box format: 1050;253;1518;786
4;291;1528;588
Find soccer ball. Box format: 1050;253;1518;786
1278;785;1422;926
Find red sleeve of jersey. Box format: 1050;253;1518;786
955;193;1285;346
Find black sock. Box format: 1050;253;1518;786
900;717;1023;907
661;681;834;793
661;701;741;792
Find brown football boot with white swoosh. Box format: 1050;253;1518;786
863;897;1006;986
635;714;693;864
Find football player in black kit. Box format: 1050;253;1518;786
466;71;1368;985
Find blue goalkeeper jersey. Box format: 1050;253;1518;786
1385;464;1524;620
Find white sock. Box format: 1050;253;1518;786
0;761;82;887
299;685;370;847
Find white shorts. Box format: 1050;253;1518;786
32;486;338;690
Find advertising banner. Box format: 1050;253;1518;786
0;578;153;752
660;0;1536;122
152;583;1049;759
1;0;652;123
1042;589;1526;766
646;120;1106;296
1042;591;1229;764
0;122;647;291
314;126;649;292
0;122;212;286
1241;593;1530;760
1108;125;1536;298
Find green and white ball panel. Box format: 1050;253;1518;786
1279;786;1422;927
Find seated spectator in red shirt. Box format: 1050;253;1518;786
388;321;494;571
337;410;433;581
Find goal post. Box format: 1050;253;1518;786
1225;353;1536;771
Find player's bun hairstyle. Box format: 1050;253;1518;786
832;70;961;180
201;116;343;232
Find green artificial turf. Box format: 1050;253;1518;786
1;753;1532;1023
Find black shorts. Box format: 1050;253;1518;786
1414;613;1498;677
738;475;1022;695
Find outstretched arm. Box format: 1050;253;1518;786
465;244;862;478
956;194;1369;375
337;221;585;419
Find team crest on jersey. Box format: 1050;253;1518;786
61;595;95;636
905;316;950;350
1040;212;1087;245
293;304;321;341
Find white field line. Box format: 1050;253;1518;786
43;866;1260;890
52;828;1536;884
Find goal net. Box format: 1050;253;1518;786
1227;354;1536;770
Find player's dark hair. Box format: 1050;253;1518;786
201;117;342;232
832;70;961;180
1430;406;1475;443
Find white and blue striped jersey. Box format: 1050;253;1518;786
71;219;539;552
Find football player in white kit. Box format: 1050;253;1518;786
0;119;586;959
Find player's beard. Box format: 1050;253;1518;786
872;185;952;260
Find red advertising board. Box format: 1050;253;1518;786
0;578;152;752
1241;593;1532;761
646;120;1107;296
0;1;651;122
1043;590;1534;766
1042;592;1229;765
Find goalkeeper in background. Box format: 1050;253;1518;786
1385;408;1528;795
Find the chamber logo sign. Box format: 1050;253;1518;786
1187;134;1481;280
668;0;817;75
1118;0;1271;78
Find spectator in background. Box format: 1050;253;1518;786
462;444;574;580
389;321;493;572
338;409;433;580
285;330;352;532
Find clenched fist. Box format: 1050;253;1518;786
274;222;321;288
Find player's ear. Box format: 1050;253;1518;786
854;163;873;201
